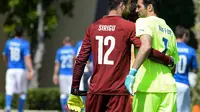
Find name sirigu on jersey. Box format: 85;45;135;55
174;42;198;85
55;45;75;75
3;38;30;69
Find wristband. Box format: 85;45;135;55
129;68;137;76
71;88;87;96
71;88;79;95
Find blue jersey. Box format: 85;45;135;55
174;42;198;85
55;45;75;75
75;40;92;61
3;38;30;69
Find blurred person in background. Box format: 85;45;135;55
52;36;75;112
174;25;198;112
74;40;92;104
2;26;34;112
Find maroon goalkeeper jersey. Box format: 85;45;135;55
72;16;140;95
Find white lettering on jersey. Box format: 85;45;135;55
10;42;20;47
178;48;189;53
61;49;74;54
98;25;116;31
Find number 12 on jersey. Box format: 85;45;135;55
96;36;115;65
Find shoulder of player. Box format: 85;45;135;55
61;46;74;50
90;18;104;28
93;16;135;25
182;44;196;54
77;41;83;46
20;38;30;44
135;17;156;26
188;46;196;53
122;19;135;25
119;18;135;30
5;39;12;45
22;40;30;47
57;47;63;53
68;45;75;51
136;18;148;23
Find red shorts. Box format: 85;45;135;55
86;94;132;112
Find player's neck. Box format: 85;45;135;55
147;12;157;17
14;36;21;39
176;38;184;43
64;43;71;46
108;10;121;17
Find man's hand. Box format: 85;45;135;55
169;57;175;68
53;74;59;85
125;68;137;95
71;88;87;96
67;94;85;112
27;70;34;80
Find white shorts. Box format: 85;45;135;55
59;75;72;95
188;72;197;88
6;69;28;95
176;82;190;112
79;75;84;91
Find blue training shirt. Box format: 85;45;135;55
174;42;198;85
75;40;92;61
75;40;83;56
55;45;75;75
3;37;30;69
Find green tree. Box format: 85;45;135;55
0;0;75;88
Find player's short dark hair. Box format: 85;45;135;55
15;26;24;37
123;0;138;22
143;0;161;15
108;0;128;10
175;25;187;38
63;36;72;44
129;0;138;22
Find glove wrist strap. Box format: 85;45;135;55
129;68;137;76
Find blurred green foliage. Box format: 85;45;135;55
191;54;200;106
0;0;75;58
27;88;60;110
0;94;18;109
0;0;74;37
0;0;75;57
0;88;61;110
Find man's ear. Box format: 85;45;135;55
147;4;153;12
119;2;124;9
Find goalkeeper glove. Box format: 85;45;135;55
125;68;137;95
67;94;85;112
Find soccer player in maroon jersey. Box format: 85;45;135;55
69;0;174;112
